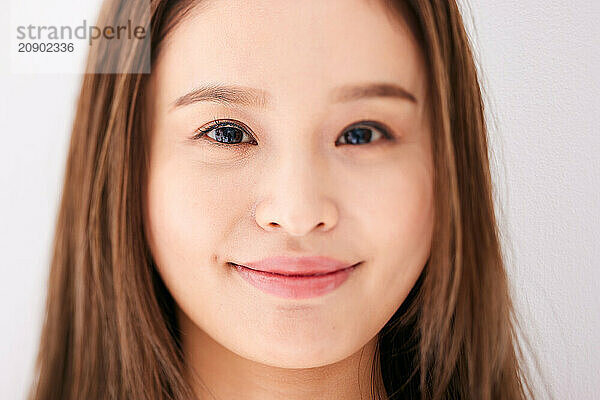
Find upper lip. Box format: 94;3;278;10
233;256;360;276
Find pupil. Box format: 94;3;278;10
214;126;243;143
346;127;372;144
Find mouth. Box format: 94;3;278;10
228;262;362;299
228;262;361;277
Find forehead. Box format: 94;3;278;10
153;0;425;108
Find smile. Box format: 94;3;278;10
229;262;361;299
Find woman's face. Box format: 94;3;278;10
145;0;434;368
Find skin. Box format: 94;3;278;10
143;0;434;399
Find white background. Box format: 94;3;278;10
1;0;598;399
7;0;99;73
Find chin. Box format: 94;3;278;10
241;338;355;369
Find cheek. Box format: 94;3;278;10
348;150;434;249
143;153;243;294
372;166;434;255
347;150;434;303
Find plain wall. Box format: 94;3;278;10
1;0;598;398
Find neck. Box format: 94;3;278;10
177;310;386;400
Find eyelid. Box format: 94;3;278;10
191;118;396;146
192;118;257;145
335;120;395;145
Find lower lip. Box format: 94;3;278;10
232;263;360;299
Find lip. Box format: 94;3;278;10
231;262;360;299
241;255;357;275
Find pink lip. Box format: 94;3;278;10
241;255;356;275
232;262;360;299
229;256;362;299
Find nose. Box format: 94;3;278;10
253;149;339;237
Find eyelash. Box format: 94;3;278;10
190;118;395;148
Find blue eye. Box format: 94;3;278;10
192;120;255;146
191;119;393;147
335;121;392;146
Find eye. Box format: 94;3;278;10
335;121;393;146
191;119;393;147
192;119;256;146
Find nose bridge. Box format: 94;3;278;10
253;124;338;236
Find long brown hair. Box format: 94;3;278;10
28;1;534;399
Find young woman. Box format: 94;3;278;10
28;0;534;399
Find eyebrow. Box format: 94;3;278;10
170;82;417;110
